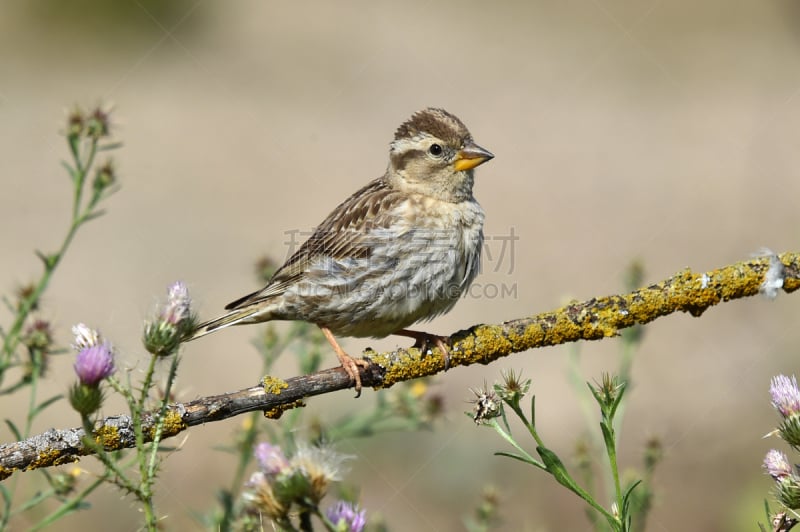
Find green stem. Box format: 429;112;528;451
71;139;97;220
567;345;614;498
105;376;136;405
9;487;56;516
3;348;44;515
145;354;180;487
79;415;138;497
612;344;634;449
488;419;544;470
136;353;160;530
508;403;545;449
604;426;624;525
498;401;620;527
30;475;106;531
0;137;100;378
22;349;42;438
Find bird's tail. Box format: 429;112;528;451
188;306;268;341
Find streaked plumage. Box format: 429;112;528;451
191;108;494;395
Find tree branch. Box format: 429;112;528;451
2;251;798;480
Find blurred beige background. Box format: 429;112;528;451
2;1;800;530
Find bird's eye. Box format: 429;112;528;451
428;143;443;156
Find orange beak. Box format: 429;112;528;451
453;141;494;172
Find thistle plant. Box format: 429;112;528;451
58;283;196;531
1;106;118;384
468;262;662;531
238;441;363;531
0;106;207;529
761;375;800;531
470;371;642;531
561;261;660;530
467;264;662;531
0;105;119;531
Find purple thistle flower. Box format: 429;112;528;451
771;375;800;418
254;442;290;476
764;449;794;481
74;342;115;386
161;281;191;326
326;501;366;532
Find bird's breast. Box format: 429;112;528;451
281;196;485;338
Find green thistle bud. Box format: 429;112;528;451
596;374;622;404
15;283;38;312
93;160;116;193
777;475;800;510
495;369;530;406
21;319;54;353
778;415;800;450
143;321;182;358
86;107;110;139
143;281;196;357
69;383;104;416
67;108;85;140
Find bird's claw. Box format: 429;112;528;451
407;332;452;371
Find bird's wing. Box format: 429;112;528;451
224;177;406;310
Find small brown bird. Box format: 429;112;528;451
190;108;493;395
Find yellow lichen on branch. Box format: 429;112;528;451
376;252;799;386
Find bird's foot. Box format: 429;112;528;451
320;326;368;397
339;353;371;398
394;329;452;370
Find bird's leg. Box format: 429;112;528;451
394;329;452;370
319;326;369;397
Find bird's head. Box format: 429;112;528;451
388;108;493;202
